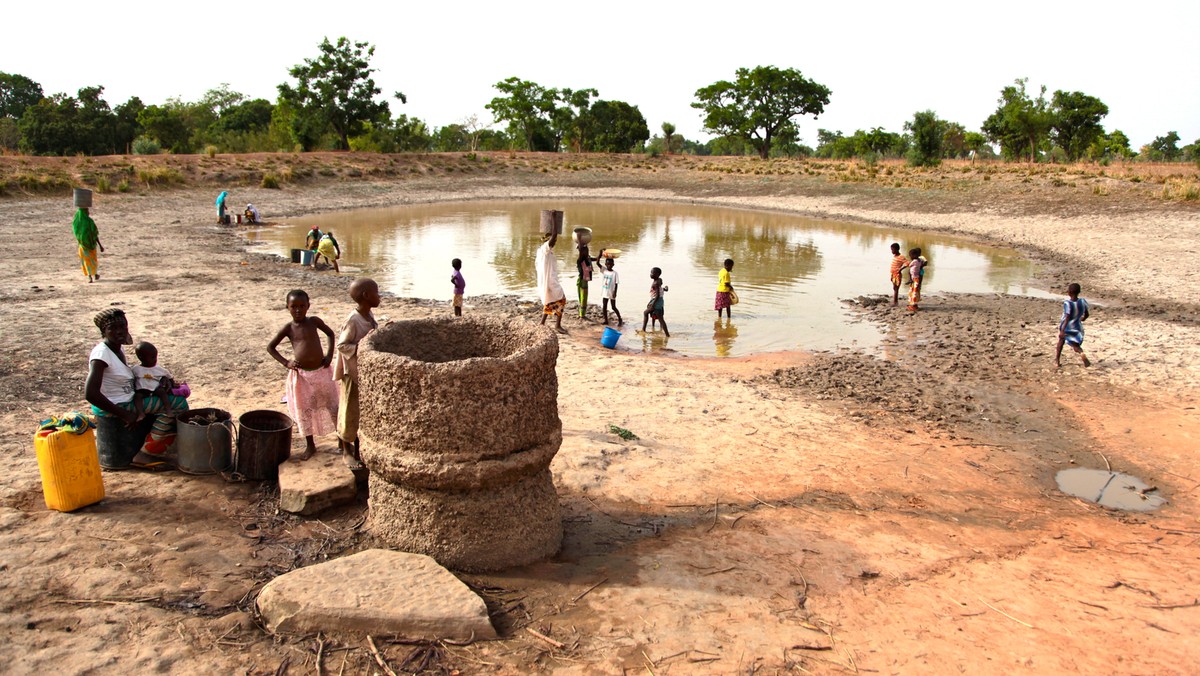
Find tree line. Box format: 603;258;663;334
1;39;1196;165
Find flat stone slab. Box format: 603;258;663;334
256;549;496;639
278;453;357;515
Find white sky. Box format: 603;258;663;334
5;0;1198;150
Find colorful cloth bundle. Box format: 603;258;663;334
38;411;96;436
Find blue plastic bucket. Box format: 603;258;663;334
601;327;621;349
299;249;314;265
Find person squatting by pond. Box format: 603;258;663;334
85;309;189;466
316;231;341;272
268;289;339;460
72;207;104;283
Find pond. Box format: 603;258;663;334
245;200;1051;357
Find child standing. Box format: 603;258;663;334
1056;282;1091;368
599;256;622;326
889;243;907;306
334;278;381;470
451;258;466;316
906;248;925;311
268;289;339;460
715;258;735;319
641;267;669;337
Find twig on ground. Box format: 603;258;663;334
706;497;720;533
747;494;777;508
315;633;325;676
977;596;1034;628
525;626;565;649
791;644;832;651
366;635;397;676
1095;450;1112;472
1141;599;1200;610
571;578;608;604
642;650;657;674
702;566;738;576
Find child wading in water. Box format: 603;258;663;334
641;267;669;337
599;255;622;325
334;278;380;470
450;258;465;316
906;247;925;311
715;258;735;319
889;243;907;306
1056;282;1091;368
268;289;338;460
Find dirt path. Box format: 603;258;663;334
1;166;1198;674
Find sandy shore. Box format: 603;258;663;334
2;166;1199;674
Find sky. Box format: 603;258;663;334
5;0;1198;150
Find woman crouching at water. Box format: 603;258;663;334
85;309;188;464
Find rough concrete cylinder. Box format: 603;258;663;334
358;316;563;571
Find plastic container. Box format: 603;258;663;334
95;415;155;469
236;410;293;481
290;248;303;263
73;188;93;208
600;248;622;259
35;428;105;511
601;327;621;349
573;227;593;246
299;249;314;265
177;408;232;475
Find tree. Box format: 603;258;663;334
0;72;43;119
692;66;831;159
661;122;676;155
1049;90;1108;162
905;110;945;167
486;77;558;151
18;86;119;155
579;100;649;152
138;104;193;153
1149;131;1181;161
982;78;1052;162
554;88;598;152
1086;129;1133;161
113;97;145;154
963;131;988;163
278;37;402;150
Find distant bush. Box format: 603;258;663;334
132;137;161;155
136;166;183;186
205;145;219;158
117;179;130;193
96;176;110;193
261;172;281;189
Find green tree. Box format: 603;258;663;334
1049;90;1108;161
692;65;831;159
580;100;649;152
0;72;43;119
18;86;119;155
941;121;966;158
555;88;599;152
1086;129;1133;161
661;122;676;154
216;98;274;134
982;78;1052;162
905;110;945;167
138;103;193;153
433;123;469;151
486;77;558;151
278;37;401;150
1182;138;1200;163
963;131;988;163
0;118;18;150
113;96;145;154
1149;131;1181;161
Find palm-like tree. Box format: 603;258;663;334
661;122;676;155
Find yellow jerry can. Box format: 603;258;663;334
34;428;105;512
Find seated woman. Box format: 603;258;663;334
244;203;260;224
85;309;188;466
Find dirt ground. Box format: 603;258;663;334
1;154;1200;674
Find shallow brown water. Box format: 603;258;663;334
247;200;1050;357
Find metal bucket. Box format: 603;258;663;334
539;209;563;235
176;408;232;475
74;188;93;208
95;415;154;469
236;410;293;481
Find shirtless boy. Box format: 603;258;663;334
268;289;339;459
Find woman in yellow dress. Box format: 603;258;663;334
72;207;104;282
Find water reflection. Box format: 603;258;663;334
245;200;1050;357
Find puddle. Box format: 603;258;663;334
1055;468;1167;511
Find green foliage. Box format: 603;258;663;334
486;77;558;151
661;122;676;154
205;145;218;157
1087;129;1133;162
982;78;1052;161
1049;90;1108;161
608;424;639;441
277;37;399;150
579;100;649;152
261;172;281;189
1148;131;1181;161
692;65;831;159
17;86;124;155
905;110;944;167
0;117;18;151
137;104;192;153
136;166;183;185
131;136;161;155
0;72;43;119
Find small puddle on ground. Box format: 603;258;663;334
1056;468;1167;511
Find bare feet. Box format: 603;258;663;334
297;446;316;461
556;327;569;335
1082;355;1091;367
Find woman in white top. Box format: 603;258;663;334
85;309;187;458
